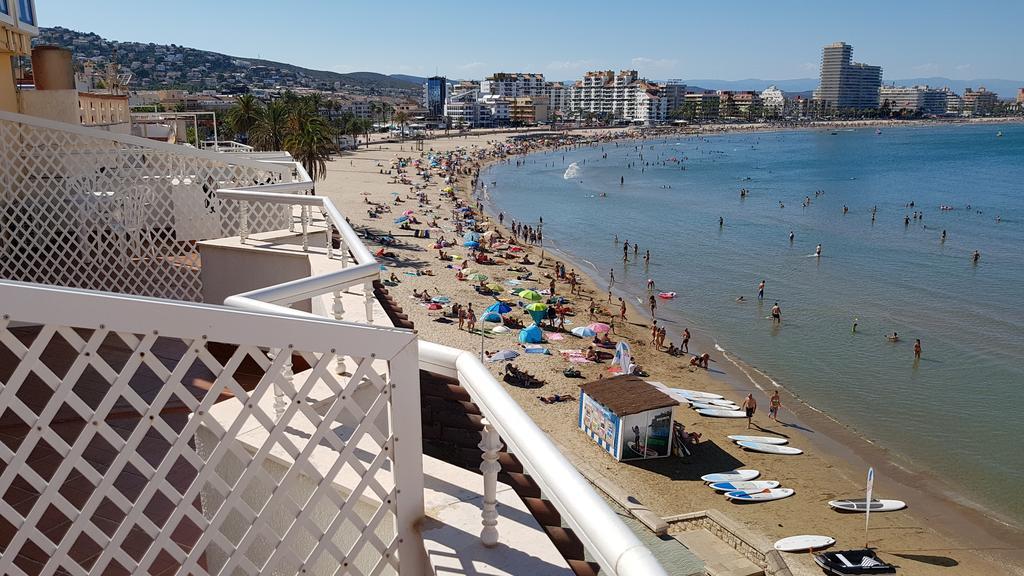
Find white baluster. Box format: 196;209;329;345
239;202;249;244
479;419;503;547
364;281;375;324
325;215;333;259
271;348;292;422
301;206;309;251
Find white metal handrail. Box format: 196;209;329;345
218;206;668;576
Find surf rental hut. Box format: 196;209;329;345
578;375;678;461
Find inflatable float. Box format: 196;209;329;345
658;292;677;299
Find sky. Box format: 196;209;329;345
37;0;1024;82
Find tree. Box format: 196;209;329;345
250;99;289;151
285;117;334;182
393;111;410;140
226;94;264;142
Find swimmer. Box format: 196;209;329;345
973;250;981;263
719;216;724;227
886;332;900;342
789;230;794;242
735;296;746;303
815;244;822;257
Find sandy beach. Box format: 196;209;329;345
315;127;1024;576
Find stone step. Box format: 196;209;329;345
674;529;764;576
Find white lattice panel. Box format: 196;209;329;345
0;113;306;302
0;281;422;576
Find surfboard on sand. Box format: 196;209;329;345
737;441;803;455
774;535;835;552
709;480;780;492
728;435;788;445
726;488;795;502
829;498;906;512
700;469;759;483
697;408;747;418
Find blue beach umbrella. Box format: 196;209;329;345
486;302;513;314
464;240;480;248
482;311;503;323
464;231;481;242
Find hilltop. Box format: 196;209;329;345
34;27;421;97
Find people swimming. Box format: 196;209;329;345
815;244;822;257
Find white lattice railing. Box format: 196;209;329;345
0;279;424;576
0;110;307;302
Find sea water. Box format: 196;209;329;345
482;124;1024;525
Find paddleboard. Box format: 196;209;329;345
726;488;795;502
648;382;724;401
700;469;759;483
728;435;788;445
690;401;738;410
774;535;835;552
829;499;906;512
697;408;747;418
709;480;780;492
737;441;803;455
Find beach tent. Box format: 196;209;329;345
612;341;632;375
518;324;544;344
482;311;503;323
464;232;481;242
578;375;677;462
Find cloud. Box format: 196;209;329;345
631;56;677;70
800;62;818;72
913;62;941;74
457;61;486;71
955;63;972;72
546;59;595;71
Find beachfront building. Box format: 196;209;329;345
0;8;669;575
480;72;546;98
813;41;882;112
634;83;668;126
509;95;550;125
568;69;671;124
717;90;762;121
662;80;687;115
545;81;569;119
760;85;786;117
424;75;447;118
879;85;948;115
683;91;721;122
961;87;998;116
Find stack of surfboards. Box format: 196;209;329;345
727;434;804;455
701;469;795;502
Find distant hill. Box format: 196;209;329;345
34;26;420;96
390;74;428;86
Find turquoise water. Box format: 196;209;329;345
482;124;1024;525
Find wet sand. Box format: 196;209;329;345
316;130;1023;576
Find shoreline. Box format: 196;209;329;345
474;129;1024;570
320;125;1023;575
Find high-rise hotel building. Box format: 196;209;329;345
813;42;882;110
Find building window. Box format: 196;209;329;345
0;0;9;16
16;0;32;24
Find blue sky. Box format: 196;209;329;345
38;0;1023;81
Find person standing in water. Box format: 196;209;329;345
757;280;765;301
973;250;981;263
770;302;782;324
620;175;624;185
815;243;822;257
914;339;922;359
719;216;724;227
789;230;795;243
681;328;691;354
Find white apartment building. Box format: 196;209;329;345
545;82;569;119
443;88;492;127
635;83;668;125
879;85;948;115
480;72;547;98
569;70;668;124
760;85;786;112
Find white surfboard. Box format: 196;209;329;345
690;401;738;410
700;469;759;483
648;382;726;401
728;435;788;445
709;480;780;492
737;441;803;455
697;408;747;418
703;399;740;408
726;488;795;502
829;498;906;512
774;535;835;552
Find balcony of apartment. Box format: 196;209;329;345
0;110;667;576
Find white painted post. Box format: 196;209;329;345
239;202;249;244
273;349;292;422
364;281;375;324
325;216;334;259
479;418;503;547
301;206;309;251
389;341;426;575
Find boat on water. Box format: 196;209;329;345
997;131;1003;137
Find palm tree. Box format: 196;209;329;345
249;99;289;151
226;94;263;143
285;118;335;182
393;111;410;140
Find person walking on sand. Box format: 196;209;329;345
619;298;627;321
770;302;782;324
914;338;922;359
466;304;476;332
609;269;615;288
681;328;691;354
650;321;659;345
757;280;765;301
458;304;466;330
769;391;781;422
741;394;757;429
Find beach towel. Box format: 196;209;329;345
545;332;565;341
524;347;550;355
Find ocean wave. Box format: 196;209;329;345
563;162;581;180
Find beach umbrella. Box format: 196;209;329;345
527;309;547;324
394;215;409;224
613;341;632;375
402;209;415;216
463;241;480;248
464;231;481;242
467;273;488;282
524;302;548;313
486;302;513;314
485;283;503;293
518;324;544;344
518;290;543;302
588;322;611;334
571;326;596;338
491;325;510;334
431;296;451;304
488;349;519;362
482;311;503;323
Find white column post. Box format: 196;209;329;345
478;418;503;547
325;216;334;259
239;202;249;244
270;348;292;422
364;281;375;324
389;341;426;575
301;206;309;251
